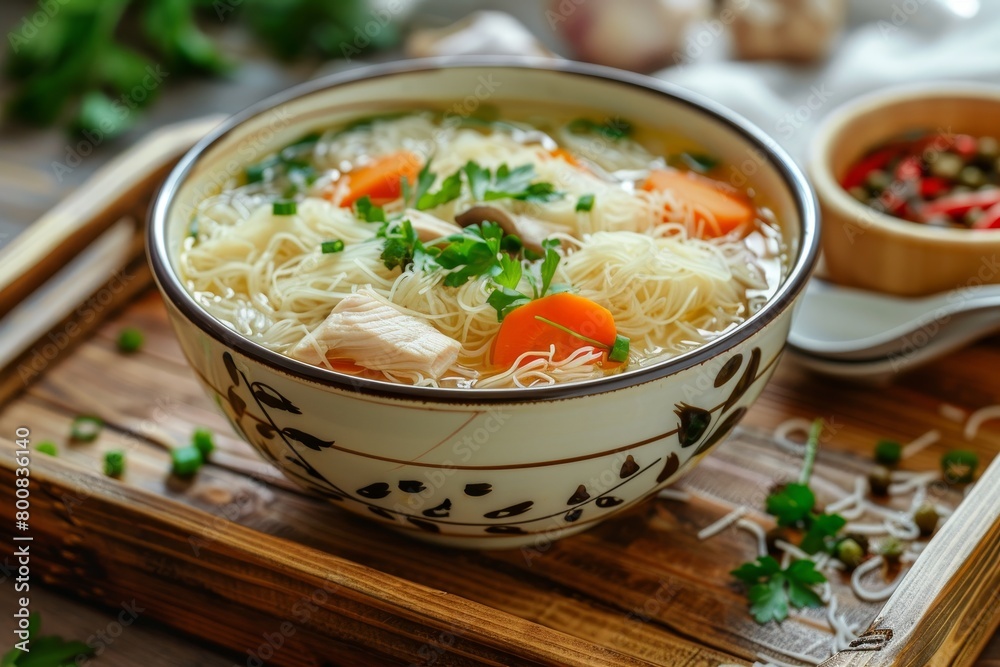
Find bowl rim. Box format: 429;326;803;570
808;80;1000;246
148;56;820;405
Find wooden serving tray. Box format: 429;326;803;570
1;120;998;667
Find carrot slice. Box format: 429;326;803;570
642;169;754;236
549;147;581;168
339;151;422;207
492;293;618;368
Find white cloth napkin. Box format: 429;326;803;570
655;0;1000;161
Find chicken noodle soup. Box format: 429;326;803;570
180;111;786;388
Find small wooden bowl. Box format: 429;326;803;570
809;83;1000;296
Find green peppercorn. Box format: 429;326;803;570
959;165;986;188
877;536;904;564
930;152;964;180
976;136;999;161
874;439;902;466
836;537;865;569
913;504;939;536
865;169;892;193
941;449;978;484
848;186;869;202
868;465;892;497
845;533;870;554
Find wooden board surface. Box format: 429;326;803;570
1;288;998;666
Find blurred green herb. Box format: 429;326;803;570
5;0;395;137
1;612;94;667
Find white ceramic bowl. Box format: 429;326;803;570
148;58;819;549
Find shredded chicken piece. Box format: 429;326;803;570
289;290;461;378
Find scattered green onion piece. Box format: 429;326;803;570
36;441;58;456
245;156;279;184
171;446;203;477
941;449;978;484
321;239;345;254
575;193;595;212
273;200;297;216
70;416;103;442
192;427;215;458
187;219;199;240
116;327;144;353
608;334;630;363
874;439;902;466
104;450;125;477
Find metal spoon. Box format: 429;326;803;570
788;279;1000;362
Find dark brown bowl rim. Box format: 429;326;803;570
148;57;820;405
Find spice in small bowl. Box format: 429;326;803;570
841;130;1000;229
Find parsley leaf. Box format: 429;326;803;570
417;170;463;210
355;196;386;223
766;483;815;527
576;194;595;212
487;287;531;320
539;238;560;298
412;159;437;209
462;161;563;204
379;219;427;271
731;556;826;624
495;255;523;290
799;512;847;555
1;612;94;667
567;117;633;141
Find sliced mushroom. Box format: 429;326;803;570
404;209;463;243
454;205;568;254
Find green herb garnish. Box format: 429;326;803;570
378;219;431;272
192;428;215;458
117;327;144;353
567;117;633;141
731;556;827;624
36;441;58;457
416;169;463;211
321;239;345;254
532;316;631;362
171;445;203;477
70;416;103;442
673;152;720;173
576;194;595;212
464;161;562;204
0;612;94;667
104;450;125;477
273;200;297;216
354;196;386;223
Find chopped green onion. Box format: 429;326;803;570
576;194;595;212
192;427;215;458
678;152;720;173
70;416;103;442
321;239;345;254
534;315;607;348
874;439;902;466
941;449;978;483
116;327;144;353
104;450;125;477
36;441;58;456
245;156;279;184
273;200;297;216
608;334;630;363
171;446;203;477
187;219;199;240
